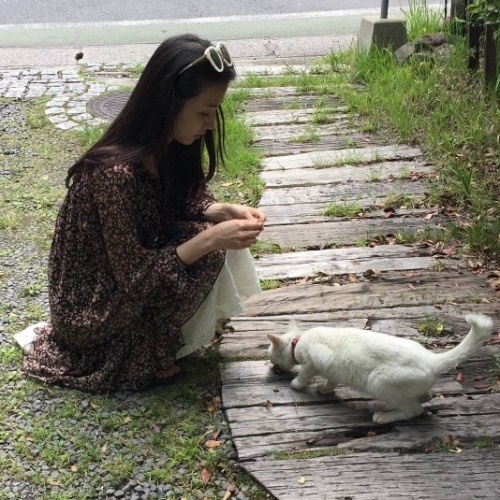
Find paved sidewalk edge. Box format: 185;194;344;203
0;34;357;69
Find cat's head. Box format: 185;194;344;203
267;319;301;371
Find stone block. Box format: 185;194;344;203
358;15;408;53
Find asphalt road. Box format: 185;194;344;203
1;0;408;25
0;0;434;48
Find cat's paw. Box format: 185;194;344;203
372;411;394;424
317;383;335;395
291;378;305;390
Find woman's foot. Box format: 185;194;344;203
155;364;181;379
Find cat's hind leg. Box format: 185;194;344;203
317;380;337;394
372;400;425;424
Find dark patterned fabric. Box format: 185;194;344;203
23;162;225;392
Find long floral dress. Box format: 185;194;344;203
23;162;225;392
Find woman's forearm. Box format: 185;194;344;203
175;228;218;266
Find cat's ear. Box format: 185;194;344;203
267;334;281;348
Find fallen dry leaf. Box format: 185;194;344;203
424;442;434;453
441;435;453;445
408;284;416;290
201;468;211;486
222;482;236;500
474;383;492;391
204;440;223;449
265;400;273;410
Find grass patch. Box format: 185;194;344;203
0;93;267;498
417;314;445;337
288;126;320;143
328;17;500;262
323;200;363;218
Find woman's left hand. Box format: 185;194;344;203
205;203;267;224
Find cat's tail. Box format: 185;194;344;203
431;314;493;373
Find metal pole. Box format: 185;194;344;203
381;0;389;19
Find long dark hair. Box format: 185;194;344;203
67;34;236;206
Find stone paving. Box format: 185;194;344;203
0;64;136;130
0;61;314;131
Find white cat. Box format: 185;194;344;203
267;314;493;424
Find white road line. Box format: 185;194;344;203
0;4;445;30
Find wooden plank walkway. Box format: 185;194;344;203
220;76;500;498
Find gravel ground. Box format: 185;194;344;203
0;101;269;500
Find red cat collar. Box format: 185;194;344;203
291;336;300;364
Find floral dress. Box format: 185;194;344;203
23;162;225;392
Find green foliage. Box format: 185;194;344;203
402;0;444;41
468;0;500;27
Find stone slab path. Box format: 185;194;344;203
219;73;500;499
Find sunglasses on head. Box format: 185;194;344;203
178;42;233;75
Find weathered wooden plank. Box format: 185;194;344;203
255;135;371;156
260;206;432;225
241;95;343;112
229;410;500;460
221;356;498;409
226;395;500;460
262;161;430;188
258;179;428;206
244;106;350;126
252;122;362;141
227;303;495;333
242;450;500;499
261;145;423;171
233;86;299;97
254;246;435;279
259;215;448;249
242;272;494;317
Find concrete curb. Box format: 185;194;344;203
0;34;356;69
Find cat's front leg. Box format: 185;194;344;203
317;380;337;394
291;365;317;390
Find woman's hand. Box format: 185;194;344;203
205;203;267;224
208;218;264;250
176;204;266;266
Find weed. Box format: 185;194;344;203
402;0;444;41
399;164;411;179
251;240;282;255
288;127;320;143
417;314;445;337
323;200;363;218
21;281;44;297
76;121;108;149
383;193;420;209
490;353;500;377
260;279;282;291
127;63;145;78
369;167;383;182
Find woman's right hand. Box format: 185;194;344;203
209;218;264;250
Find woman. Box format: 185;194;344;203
19;34;265;392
